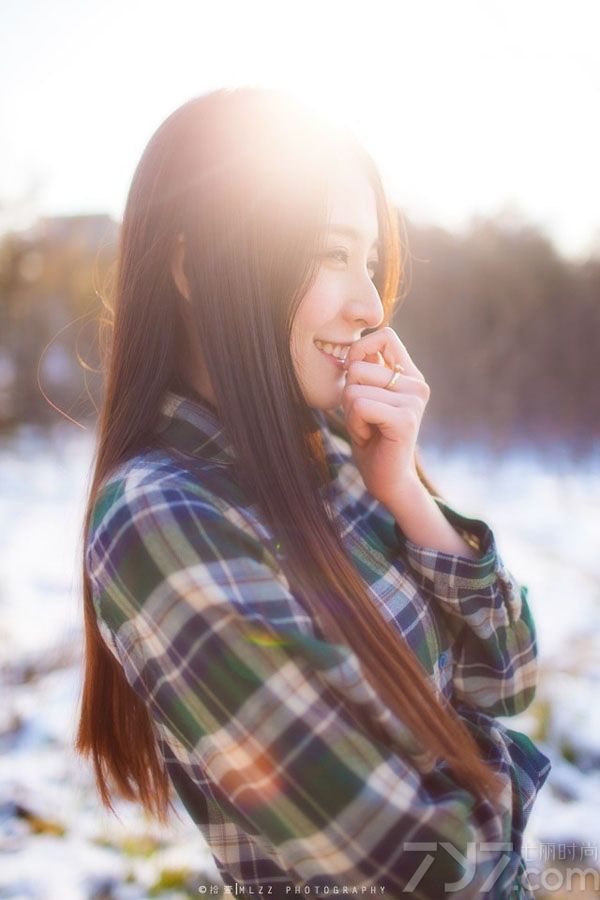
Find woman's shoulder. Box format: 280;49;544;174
84;446;302;627
87;446;280;580
89;448;224;537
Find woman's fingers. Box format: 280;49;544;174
341;327;430;448
345;326;422;377
343;365;430;399
342;384;426;444
344;397;421;448
343;385;425;420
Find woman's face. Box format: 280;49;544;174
291;157;385;411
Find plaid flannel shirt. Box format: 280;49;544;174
85;389;551;899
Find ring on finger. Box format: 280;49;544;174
385;362;405;390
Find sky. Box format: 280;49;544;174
1;0;599;260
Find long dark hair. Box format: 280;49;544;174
75;87;503;825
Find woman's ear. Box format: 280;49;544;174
171;233;191;301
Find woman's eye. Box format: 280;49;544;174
325;248;349;264
323;249;380;281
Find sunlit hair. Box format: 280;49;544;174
75;87;504;825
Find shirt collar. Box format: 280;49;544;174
155;389;347;480
155;389;237;466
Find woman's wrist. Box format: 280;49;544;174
384;478;480;559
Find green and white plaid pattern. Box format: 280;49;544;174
86;389;551;898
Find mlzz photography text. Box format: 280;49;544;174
197;840;600;895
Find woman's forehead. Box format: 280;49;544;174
324;165;380;245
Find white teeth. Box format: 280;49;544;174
315;339;351;359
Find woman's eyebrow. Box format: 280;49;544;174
322;225;380;249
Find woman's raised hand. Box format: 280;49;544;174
341;325;431;511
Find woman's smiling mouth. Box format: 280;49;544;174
314;339;352;365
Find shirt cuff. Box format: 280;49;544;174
393;496;523;626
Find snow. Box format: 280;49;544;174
1;424;599;897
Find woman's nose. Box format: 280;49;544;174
346;278;384;330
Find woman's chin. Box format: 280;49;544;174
304;386;344;412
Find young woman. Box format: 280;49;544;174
76;87;551;898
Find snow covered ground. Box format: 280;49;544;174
1;423;599;898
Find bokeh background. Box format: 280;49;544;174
1;1;599;897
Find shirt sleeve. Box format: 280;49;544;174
393;497;539;718
87;476;523;897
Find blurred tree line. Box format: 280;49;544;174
393;215;600;456
0;210;598;456
0;214;114;428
